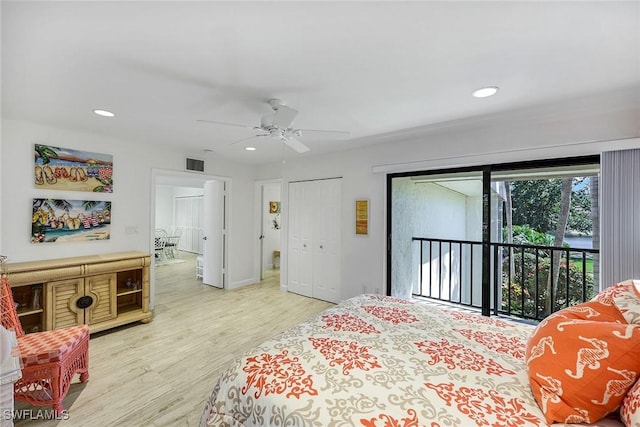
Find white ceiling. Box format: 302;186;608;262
3;1;639;165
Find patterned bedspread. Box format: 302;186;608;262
200;294;621;427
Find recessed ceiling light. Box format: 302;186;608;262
245;146;256;151
93;109;115;117
472;86;499;98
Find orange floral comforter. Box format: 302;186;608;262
199;294;620;427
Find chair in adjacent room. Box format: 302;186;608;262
154;229;168;262
0;275;90;415
163;227;183;259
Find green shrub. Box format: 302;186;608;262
500;249;594;319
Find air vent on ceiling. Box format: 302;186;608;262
186;158;204;172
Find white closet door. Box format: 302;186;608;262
288;181;313;297
313;178;342;303
287;178;341;303
174;196;204;254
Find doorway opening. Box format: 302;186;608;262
151;170;229;307
256;180;282;284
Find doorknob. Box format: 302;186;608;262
202;236;207;240
259;235;264;240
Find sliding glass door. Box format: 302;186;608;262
387;156;600;320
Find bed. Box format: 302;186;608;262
200;293;634;427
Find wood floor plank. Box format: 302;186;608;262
13;252;334;426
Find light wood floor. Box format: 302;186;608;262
14;252;334;426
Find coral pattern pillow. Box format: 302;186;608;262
595;279;640;325
558;298;626;324
621;379;640;427
526;302;640;423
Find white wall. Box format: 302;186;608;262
3;89;638;304
256;91;640;302
263;152;386;301
392;179;468;298
465;195;483;242
414;183;467;240
156;185;204;253
0;119;258;290
155;185;175;232
414;183;467;301
173;186;205;254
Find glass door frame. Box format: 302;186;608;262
386;155;600;316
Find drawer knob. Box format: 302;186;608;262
76;295;94;309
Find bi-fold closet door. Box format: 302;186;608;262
288;178;341;303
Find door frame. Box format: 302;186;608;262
385;155;600;313
150;168;231;307
253;178;282;284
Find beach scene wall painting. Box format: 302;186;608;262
34;144;113;192
32;199;111;243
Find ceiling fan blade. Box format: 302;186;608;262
283;137;310;154
197;119;258;130
273;105;298;129
229;134;268;146
296;128;351;138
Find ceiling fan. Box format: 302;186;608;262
198;99;350;154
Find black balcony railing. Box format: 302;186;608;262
411;237;599;322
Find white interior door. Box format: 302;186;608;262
259;186;266;280
287;181;313;297
313;178;342;303
203;180;225;288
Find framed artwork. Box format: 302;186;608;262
34;144;113;192
355;199;369;235
269;201;281;214
32;198;111;243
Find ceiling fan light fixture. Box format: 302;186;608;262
472;86;499;98
199;99;343;155
269;129;282;139
93;109;115;117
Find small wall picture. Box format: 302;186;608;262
34;144;113;193
269;201;281;214
32;198;111;243
355;199;369;235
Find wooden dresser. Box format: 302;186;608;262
5;251;152;334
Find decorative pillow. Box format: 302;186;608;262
598;279;640;325
557;298;626;324
526;312;640;424
621;378;640;427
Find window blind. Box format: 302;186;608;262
600;148;640;288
